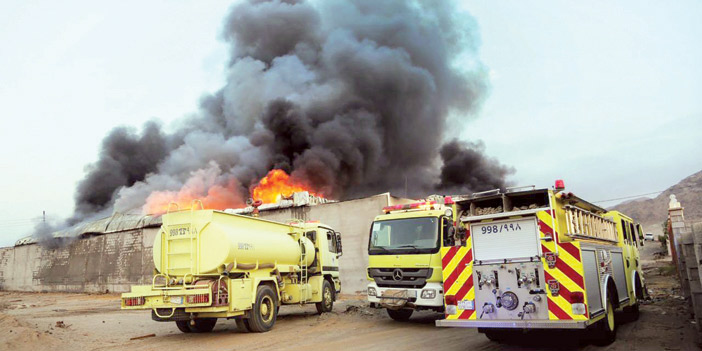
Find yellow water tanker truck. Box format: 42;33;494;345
121;209;342;333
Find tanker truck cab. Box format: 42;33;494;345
367;198;457;321
121;209;342;334
304;223;343;298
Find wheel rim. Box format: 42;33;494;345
261;296;274;323
324;287;332;308
607;301;615;330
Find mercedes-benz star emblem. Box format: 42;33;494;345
392;269;403;281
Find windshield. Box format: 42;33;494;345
369;217;439;254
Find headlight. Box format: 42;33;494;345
368;287;377;297
421;289;436;299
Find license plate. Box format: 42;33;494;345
457;300;474;310
382;289;417;298
170;296;183;304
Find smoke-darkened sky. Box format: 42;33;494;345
1;0;701;246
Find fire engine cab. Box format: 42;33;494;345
436;181;646;345
367;197;456;321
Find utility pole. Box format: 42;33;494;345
43;210;46;223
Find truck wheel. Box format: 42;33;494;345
235;318;251;333
175;320;191;333
386;308;413;321
189;318;217;333
592;297;617;346
316;280;334;314
624;278;642;321
248;285;278;332
627;302;640;321
623;300;640;322
483;329;508;343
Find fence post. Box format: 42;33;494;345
690;219;702;330
668;195;690;299
670;195;702;329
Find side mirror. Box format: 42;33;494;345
447;226;456;239
335;232;343;257
456;227;467;246
457;227;467;239
443;225;455;246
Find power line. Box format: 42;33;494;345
593;191;665;204
593;183;702;204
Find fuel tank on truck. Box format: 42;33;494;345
152;210;315;276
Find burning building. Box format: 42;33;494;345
1;193;412;294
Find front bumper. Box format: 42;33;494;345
435;318;591;329
367;281;444;308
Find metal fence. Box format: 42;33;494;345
669;201;702;329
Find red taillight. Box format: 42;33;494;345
570;291;584;304
187;294;210;304
445;295;457;306
555;179;565;190
124;296;145;306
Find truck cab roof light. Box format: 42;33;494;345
555;179;565;191
382;201;437;213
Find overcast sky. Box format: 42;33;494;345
1;1;700;246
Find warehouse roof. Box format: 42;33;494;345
14;213;162;247
14;192;408;247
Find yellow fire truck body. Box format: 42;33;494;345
436;184;645;344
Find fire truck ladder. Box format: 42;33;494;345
299;239;308;304
162;202;201;280
564;205;617;242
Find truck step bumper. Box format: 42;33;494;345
152;308;191;322
435;318;590;329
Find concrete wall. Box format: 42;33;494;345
0;228;159;293
0;193;411;294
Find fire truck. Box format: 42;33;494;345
435;181;646;345
121;208;342;333
367;197;457;321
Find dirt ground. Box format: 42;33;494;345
1;242;699;351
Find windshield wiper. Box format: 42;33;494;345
396;244;419;250
371;246;391;253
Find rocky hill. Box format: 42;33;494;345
612;170;702;235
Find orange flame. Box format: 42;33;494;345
252;169;322;204
142;168;246;215
142;168;323;215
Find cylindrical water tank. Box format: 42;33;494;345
153;210;315;275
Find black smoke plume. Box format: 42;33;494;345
69;121;170;224
438;140;514;193
61;0;512;228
